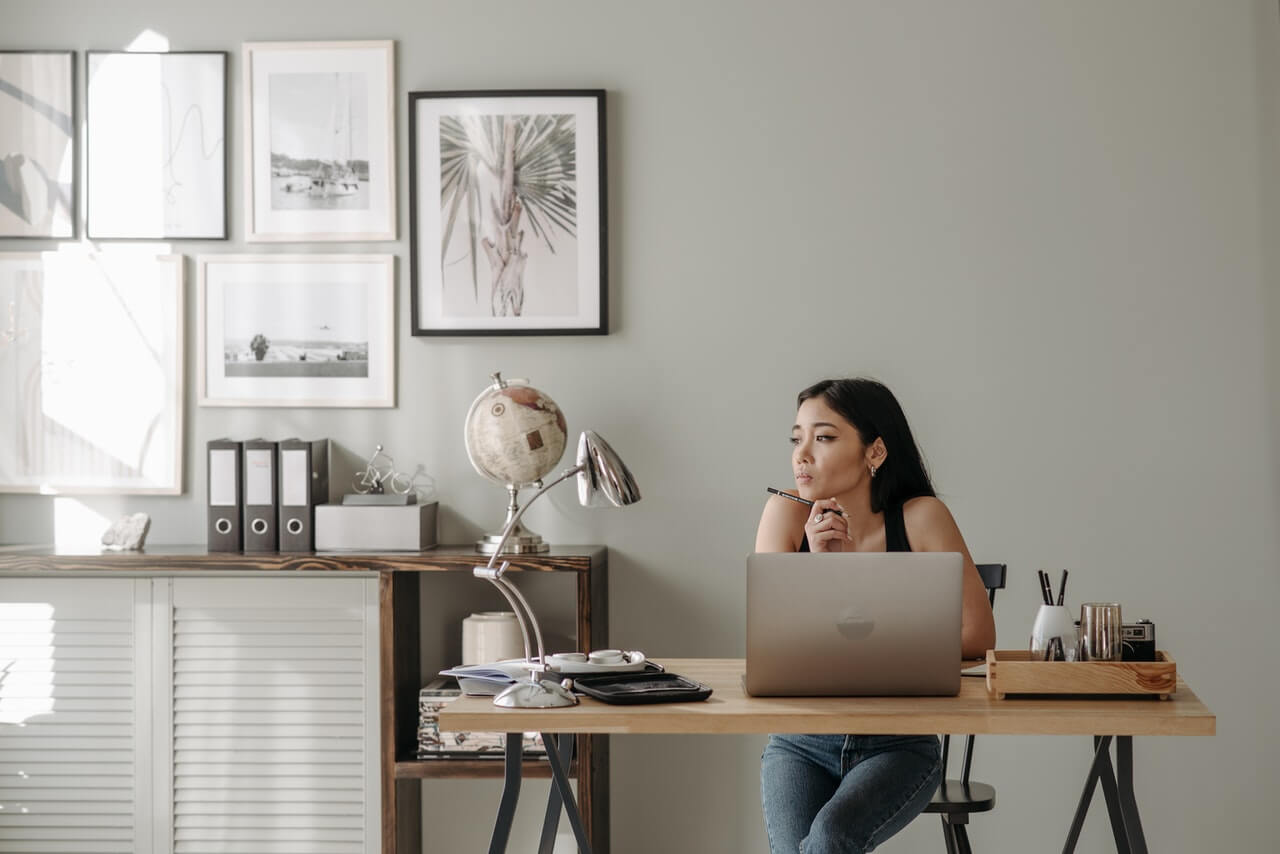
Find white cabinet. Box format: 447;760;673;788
0;577;150;854
0;575;380;854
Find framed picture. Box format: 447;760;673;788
87;51;227;239
243;41;396;242
0;51;75;238
0;251;184;494
197;254;395;408
408;89;606;336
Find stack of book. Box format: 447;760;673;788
417;678;544;758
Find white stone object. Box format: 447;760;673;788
101;512;151;550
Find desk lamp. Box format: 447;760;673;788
474;430;641;708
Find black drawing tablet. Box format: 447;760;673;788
571;671;713;705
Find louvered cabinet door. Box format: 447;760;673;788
0;577;151;854
168;576;380;854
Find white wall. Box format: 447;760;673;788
3;1;1278;851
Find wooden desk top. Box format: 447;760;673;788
438;658;1216;737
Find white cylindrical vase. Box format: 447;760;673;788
462;611;525;665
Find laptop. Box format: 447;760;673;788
745;552;964;697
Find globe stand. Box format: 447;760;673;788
476;482;550;554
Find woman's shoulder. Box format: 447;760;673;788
901;495;958;536
756;490;809;552
763;490;810;525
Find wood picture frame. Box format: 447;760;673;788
243;40;396;242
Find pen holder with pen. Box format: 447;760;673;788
1029;604;1080;661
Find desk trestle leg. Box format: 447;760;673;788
1115;737;1148;853
543;732;594;854
489;734;524;854
538;734;574;854
1062;735;1149;854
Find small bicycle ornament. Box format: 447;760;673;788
352;444;411;495
352;445;437;501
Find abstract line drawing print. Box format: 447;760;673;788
161;77;224;222
0;51;75;238
88;52;226;239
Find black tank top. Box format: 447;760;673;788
798;503;912;553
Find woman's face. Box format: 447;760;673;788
791;396;868;500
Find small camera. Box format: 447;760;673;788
1121;619;1156;662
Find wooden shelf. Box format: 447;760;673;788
0;544;603;575
394;756;577;780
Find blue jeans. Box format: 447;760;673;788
760;734;942;854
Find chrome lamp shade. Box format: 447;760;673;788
474;430;640;708
576;431;642;509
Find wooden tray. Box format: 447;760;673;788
985;650;1176;700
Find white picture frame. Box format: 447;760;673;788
197;254;396;408
0;251;184;494
87;51;227;239
243;40;396;242
0;51;75;239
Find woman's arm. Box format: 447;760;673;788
903;496;997;659
754;493;809;553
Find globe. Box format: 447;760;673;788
464;373;568;488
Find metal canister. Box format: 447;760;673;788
1079;602;1123;661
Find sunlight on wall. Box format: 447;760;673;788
53;497;110;547
0;602;55;725
88;56;167;234
2;248;177;492
126;29;170;52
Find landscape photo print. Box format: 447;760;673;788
197;254;394;407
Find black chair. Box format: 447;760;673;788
920;562;1007;854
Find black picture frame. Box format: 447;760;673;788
0;50;76;239
408;89;607;336
86;50;228;240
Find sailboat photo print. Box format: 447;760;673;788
244;41;395;241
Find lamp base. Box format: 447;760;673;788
493;678;579;708
476;530;550;554
476;483;553;554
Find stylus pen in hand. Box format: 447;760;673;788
766;487;844;516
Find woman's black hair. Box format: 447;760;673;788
797;378;936;514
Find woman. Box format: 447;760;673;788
756;378;996;854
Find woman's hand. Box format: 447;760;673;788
805;498;851;552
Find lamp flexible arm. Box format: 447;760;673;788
480;577;534;665
475;463;584;677
495;575;549;671
485;465;583;573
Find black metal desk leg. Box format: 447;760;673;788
488;733;524;854
1095;737;1131;852
537;734;572;854
1063;735;1112;854
543;731;593;854
1115;737;1149;854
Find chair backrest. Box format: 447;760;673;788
975;563;1007;607
943;563;1007;784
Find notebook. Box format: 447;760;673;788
745;551;964;697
